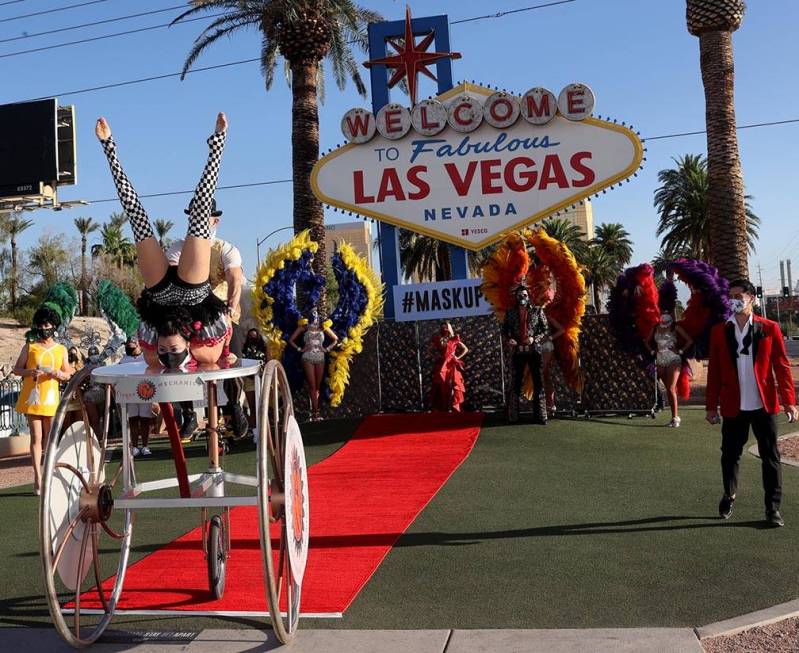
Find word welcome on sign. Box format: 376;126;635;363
341;83;595;143
312;82;643;251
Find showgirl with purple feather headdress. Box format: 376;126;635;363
609;258;727;427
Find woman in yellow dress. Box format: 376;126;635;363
13;307;73;495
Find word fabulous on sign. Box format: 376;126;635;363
312;82;642;251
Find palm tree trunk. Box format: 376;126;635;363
10;235;17;311
80;236;88;316
699;30;748;280
291;60;326;313
593;283;603;313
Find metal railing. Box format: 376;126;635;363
0;376;27;436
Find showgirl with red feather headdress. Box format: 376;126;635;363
608;258;730;427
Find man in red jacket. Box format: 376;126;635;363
706;279;798;527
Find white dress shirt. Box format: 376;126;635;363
166;237;242;270
729;314;763;411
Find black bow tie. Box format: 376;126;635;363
740;323;753;356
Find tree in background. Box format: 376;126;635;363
686;0;749;280
541;217;590;264
10;234;74;325
399;229;452;282
154;218;175;250
92;219;136;270
25;234;73;289
173;0;382;312
74;216;100;316
581;245;617;312
0;213;33;311
0;248;9;310
592;222;633;279
654;154;759;261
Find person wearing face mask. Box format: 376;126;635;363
95;113;232;370
13;307;73;495
502;283;549;425
242;328;268;431
166;198;247;437
119;338;159;456
288;309;339;422
646;311;694;427
430;321;469;412
706;279;799;527
67;346;83;373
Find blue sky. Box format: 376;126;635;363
3;0;798;293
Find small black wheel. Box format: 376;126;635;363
207;515;226;599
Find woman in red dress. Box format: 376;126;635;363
430;322;469;412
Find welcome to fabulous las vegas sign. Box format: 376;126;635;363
311;81;643;251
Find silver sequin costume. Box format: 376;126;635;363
654;328;681;367
301;329;326;364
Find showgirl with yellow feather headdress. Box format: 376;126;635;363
480;228;587;422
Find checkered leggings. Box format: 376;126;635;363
100;130;227;243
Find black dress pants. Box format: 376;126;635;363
510;350;546;418
721;409;781;512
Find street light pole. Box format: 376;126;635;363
256;226;295;266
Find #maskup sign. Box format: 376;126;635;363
393;278;491;322
312;82;643;250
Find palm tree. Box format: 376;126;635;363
654;154;759;261
92;222;136;270
686;0;748;280
0;213;33;311
74;217;99;315
172;1;382;312
399;229;451;282
581;245;617;312
154;219;174;249
468;243;499;276
592;222;633;278
108;211;127;231
540;217;590;263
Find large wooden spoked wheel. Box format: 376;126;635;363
256;360;309;644
40;367;132;648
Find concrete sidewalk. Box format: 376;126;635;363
0;627;703;652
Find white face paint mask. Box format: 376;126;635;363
730;298;746;314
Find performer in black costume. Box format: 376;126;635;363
502;283;549;425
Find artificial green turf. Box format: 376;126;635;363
2;408;799;633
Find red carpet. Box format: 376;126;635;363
76;411;483;615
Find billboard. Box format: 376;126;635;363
0;99;59;198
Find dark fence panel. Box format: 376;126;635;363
293;314;657;421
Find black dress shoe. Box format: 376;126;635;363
718;495;735;519
766;510;785;527
230;403;248;439
180;411;198;442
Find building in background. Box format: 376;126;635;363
324;221;373;267
555;199;594;240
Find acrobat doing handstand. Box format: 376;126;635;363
95;113;231;369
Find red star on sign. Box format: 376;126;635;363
364;5;461;106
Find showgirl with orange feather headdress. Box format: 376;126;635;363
480;229;587;409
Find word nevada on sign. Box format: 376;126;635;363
312;82;643;251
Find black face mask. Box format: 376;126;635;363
125;347;140;357
34;327;56;340
159;349;189;369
